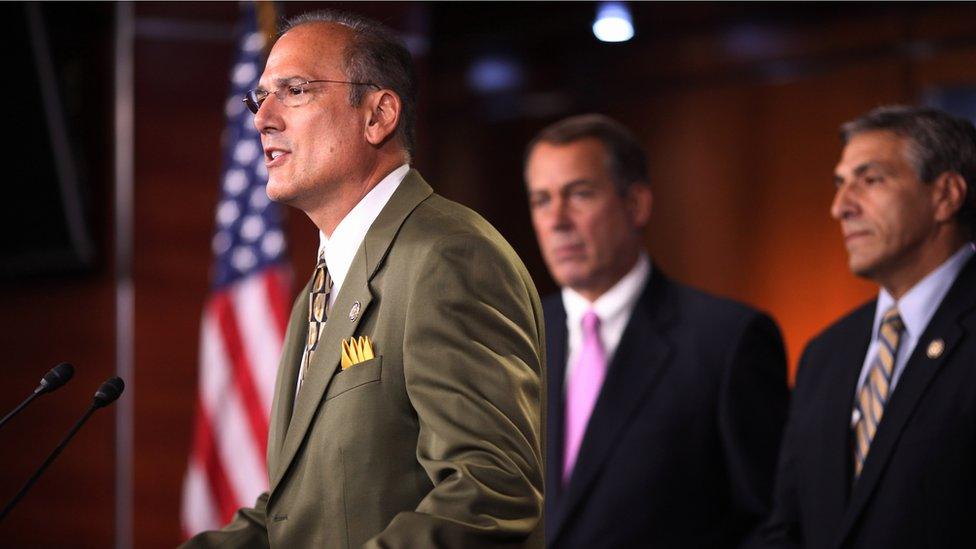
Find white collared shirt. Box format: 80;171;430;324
561;252;651;386
851;243;974;425
317;163;410;309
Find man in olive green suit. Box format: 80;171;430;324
183;10;545;548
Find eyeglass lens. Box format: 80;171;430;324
243;90;264;114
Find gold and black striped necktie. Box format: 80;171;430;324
853;306;904;478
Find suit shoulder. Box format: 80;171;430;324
406;193;500;240
666;278;771;327
657;279;788;367
793;299;874;394
651;278;786;382
803;299;875;353
397;193;532;280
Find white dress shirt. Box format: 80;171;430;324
851;243;974;426
561;252;651;386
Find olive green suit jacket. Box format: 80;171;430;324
184;170;545;548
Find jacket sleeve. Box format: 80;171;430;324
365;231;545;548
751;342;818;549
717;312;790;548
179;491;271;548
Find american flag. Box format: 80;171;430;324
181;2;289;537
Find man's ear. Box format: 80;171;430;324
627;183;653;229
364;89;401;146
932;171;967;223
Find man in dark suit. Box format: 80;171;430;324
761;105;976;549
524;113;790;548
185;11;545;547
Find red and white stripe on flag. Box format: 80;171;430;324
181;268;289;534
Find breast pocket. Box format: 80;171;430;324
325;356;383;401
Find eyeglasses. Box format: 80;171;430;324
242;79;380;114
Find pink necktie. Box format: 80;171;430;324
563;309;607;484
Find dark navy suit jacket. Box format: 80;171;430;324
761;255;976;549
545;268;789;548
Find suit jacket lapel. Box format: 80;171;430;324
266;275;315;470
268;169;433;496
543;298;567;531
835;256;976;548
815;303;873;529
548;270;674;541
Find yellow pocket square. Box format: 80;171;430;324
341;336;375;370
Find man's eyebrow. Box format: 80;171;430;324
526;179;593;197
835;161;885;183
562;179;594;191
852;161;883;177
258;76;307;88
273;75;308;86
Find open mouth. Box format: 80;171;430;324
265;148;290;167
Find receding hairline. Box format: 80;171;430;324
524;136;614;174
841;128;926;178
528;135;610;155
274;20;356;53
281;18;352;36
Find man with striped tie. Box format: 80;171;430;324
525;114;790;548
761;105;976;549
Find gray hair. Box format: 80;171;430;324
841;105;976;236
281;10;417;159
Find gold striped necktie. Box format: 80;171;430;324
853;306;904;479
298;251;332;391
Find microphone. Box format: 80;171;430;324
0;362;75;430
93;376;124;408
0;376;125;523
38;362;75;394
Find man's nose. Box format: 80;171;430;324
549;197;574;231
253;94;282;134
830;181;856;220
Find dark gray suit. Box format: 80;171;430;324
545;268;789;548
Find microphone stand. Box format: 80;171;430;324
0;363;74;431
0;404;97;522
0;392;42;431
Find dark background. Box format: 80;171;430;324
1;2;975;546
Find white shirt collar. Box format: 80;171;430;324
317;164;410;297
873;243;974;341
560;253;650;385
562;252;651;325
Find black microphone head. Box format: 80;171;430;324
37;362;75;394
92;377;125;408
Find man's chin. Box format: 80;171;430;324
266;179;296;205
848;255;880;280
552;268;593;291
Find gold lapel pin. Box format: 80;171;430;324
349;301;361;321
927;338;945;359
